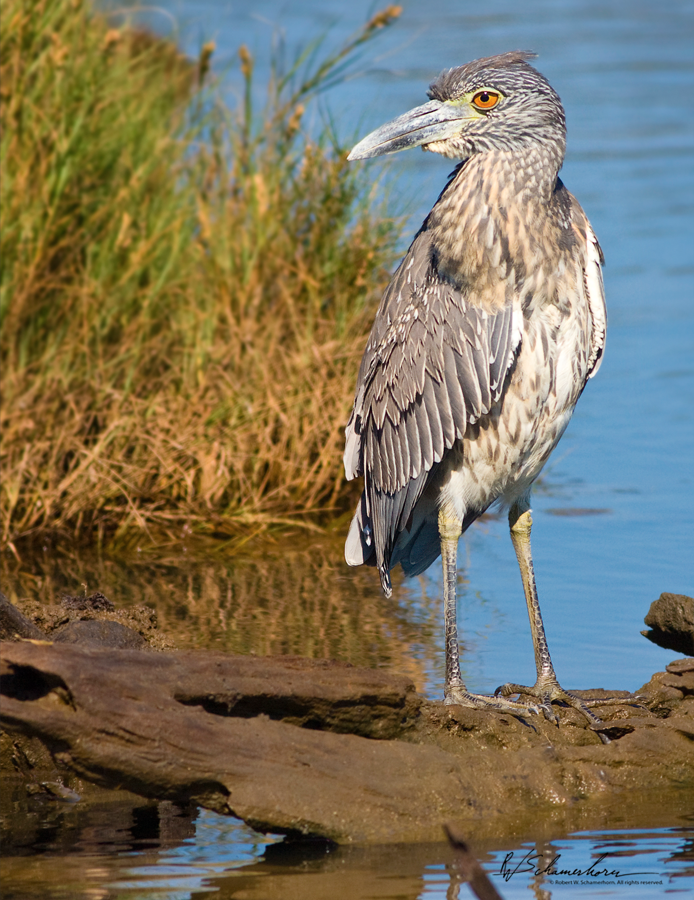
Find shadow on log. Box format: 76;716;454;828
2;640;694;843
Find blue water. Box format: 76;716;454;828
7;1;694;897
3;803;692;899
100;817;694;898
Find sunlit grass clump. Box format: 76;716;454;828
0;0;403;549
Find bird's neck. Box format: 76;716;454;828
426;145;565;305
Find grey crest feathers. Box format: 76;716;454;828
427;50;540;101
427;51;566;160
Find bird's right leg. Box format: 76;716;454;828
439;502;538;716
495;496;634;738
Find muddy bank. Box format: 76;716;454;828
2;629;693;843
0;589;175;651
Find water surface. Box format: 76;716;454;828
2;782;693;899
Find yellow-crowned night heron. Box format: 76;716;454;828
344;52;611;726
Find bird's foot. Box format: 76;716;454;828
494;677;637;743
445;681;540;718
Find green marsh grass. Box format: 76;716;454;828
0;0;403;551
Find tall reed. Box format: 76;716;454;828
0;0;403;550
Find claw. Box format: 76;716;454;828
538;701;558;725
493;678;617;732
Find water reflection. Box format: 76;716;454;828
0;502;681;701
0;537;447;694
1;782;271;900
216;824;694;899
2;792;195;859
5;792;692;900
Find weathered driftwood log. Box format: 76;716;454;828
1;641;693;843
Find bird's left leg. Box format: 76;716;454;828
496;495;617;730
440;501;538;716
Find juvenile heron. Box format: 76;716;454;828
344;52;609;725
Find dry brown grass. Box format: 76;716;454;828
0;1;403;551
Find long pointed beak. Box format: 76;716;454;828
348;99;475;160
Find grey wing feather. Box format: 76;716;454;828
344;228;520;593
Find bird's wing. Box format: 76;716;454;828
344;228;521;592
583;220;606;379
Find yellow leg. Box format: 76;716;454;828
508;499;556;688
439;503;464;689
497;496;622;736
439;502;539;716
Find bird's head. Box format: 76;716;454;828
348;51;566;163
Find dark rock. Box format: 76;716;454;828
52;620;148;650
642;593;694;655
635;660;694;716
61;591;115;612
12;596;176;651
666;658;694;675
0;591;47;641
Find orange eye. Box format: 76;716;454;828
472;90;500;110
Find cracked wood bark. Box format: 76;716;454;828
2;641;693;843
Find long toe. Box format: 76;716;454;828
494;679;611;732
445;683;540;718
